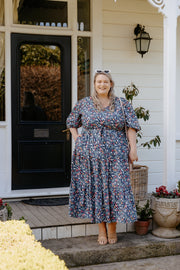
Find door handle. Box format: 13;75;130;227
62;128;70;133
62;128;70;141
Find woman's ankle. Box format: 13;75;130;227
98;222;107;245
98;222;107;234
108;222;117;244
108;222;117;233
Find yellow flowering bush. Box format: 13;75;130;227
0;220;68;270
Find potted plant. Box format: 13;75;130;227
0;198;12;221
151;185;180;238
135;200;153;235
122;83;161;201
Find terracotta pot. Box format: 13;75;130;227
135;220;150;235
151;196;180;238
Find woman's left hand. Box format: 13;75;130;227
127;128;138;164
129;148;138;163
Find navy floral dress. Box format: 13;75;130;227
66;96;140;224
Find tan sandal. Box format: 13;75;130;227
98;232;108;245
108;232;117;244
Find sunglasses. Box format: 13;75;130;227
95;69;111;74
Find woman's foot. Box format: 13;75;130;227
98;222;107;245
108;222;117;244
98;232;108;245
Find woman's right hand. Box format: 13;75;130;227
69;128;82;141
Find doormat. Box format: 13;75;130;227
22;197;69;206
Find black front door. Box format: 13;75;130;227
11;33;71;190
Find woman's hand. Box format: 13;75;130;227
127;128;138;163
69;128;82;141
129;148;138;163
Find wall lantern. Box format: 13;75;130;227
134;24;152;58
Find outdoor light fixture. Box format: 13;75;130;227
134;24;152;58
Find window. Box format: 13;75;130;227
20;44;62;122
13;0;68;27
77;0;90;31
0;33;5;121
77;37;90;100
77;0;91;100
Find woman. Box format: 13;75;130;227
66;70;140;245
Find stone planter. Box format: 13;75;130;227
151;196;180;238
0;207;8;221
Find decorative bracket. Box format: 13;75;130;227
147;0;166;16
113;1;180;19
148;0;180;18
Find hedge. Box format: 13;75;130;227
0;220;68;270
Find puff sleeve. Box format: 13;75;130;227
66;100;82;129
121;98;141;132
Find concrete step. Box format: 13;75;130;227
69;255;180;270
41;232;180;268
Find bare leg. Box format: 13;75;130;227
108;222;117;244
98;222;107;245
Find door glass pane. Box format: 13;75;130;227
13;0;68;27
0;0;4;25
0;32;5;121
77;37;90;100
77;0;90;31
20;44;62;122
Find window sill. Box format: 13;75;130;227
0;122;7;128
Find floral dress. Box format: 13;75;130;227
66;96;141;224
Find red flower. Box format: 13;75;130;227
153;185;180;198
0;198;3;206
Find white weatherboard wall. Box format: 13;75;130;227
102;0;164;192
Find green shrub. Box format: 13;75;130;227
123;83;161;149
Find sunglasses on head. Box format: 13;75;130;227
95;69;111;74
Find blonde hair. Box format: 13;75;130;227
92;71;116;111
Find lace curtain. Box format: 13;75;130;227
0;32;5;120
13;0;20;24
0;33;4;75
0;0;21;25
0;0;4;25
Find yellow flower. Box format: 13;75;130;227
0;220;68;270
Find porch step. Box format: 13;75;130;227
31;222;138;241
41;232;180;268
9;201;139;241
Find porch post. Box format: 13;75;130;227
148;0;178;189
163;7;177;189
